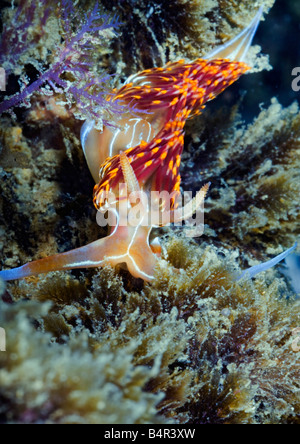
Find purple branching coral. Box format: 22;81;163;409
0;0;124;128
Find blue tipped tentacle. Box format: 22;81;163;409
0;265;32;281
237;242;298;281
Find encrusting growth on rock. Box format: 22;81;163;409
0;0;299;425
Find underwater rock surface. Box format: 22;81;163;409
0;0;299;424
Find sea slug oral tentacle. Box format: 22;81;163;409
0;236;121;281
237;242;298;281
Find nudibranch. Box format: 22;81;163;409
2;7;282;284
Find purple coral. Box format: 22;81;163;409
0;0;123;127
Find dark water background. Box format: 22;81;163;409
236;0;300;121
